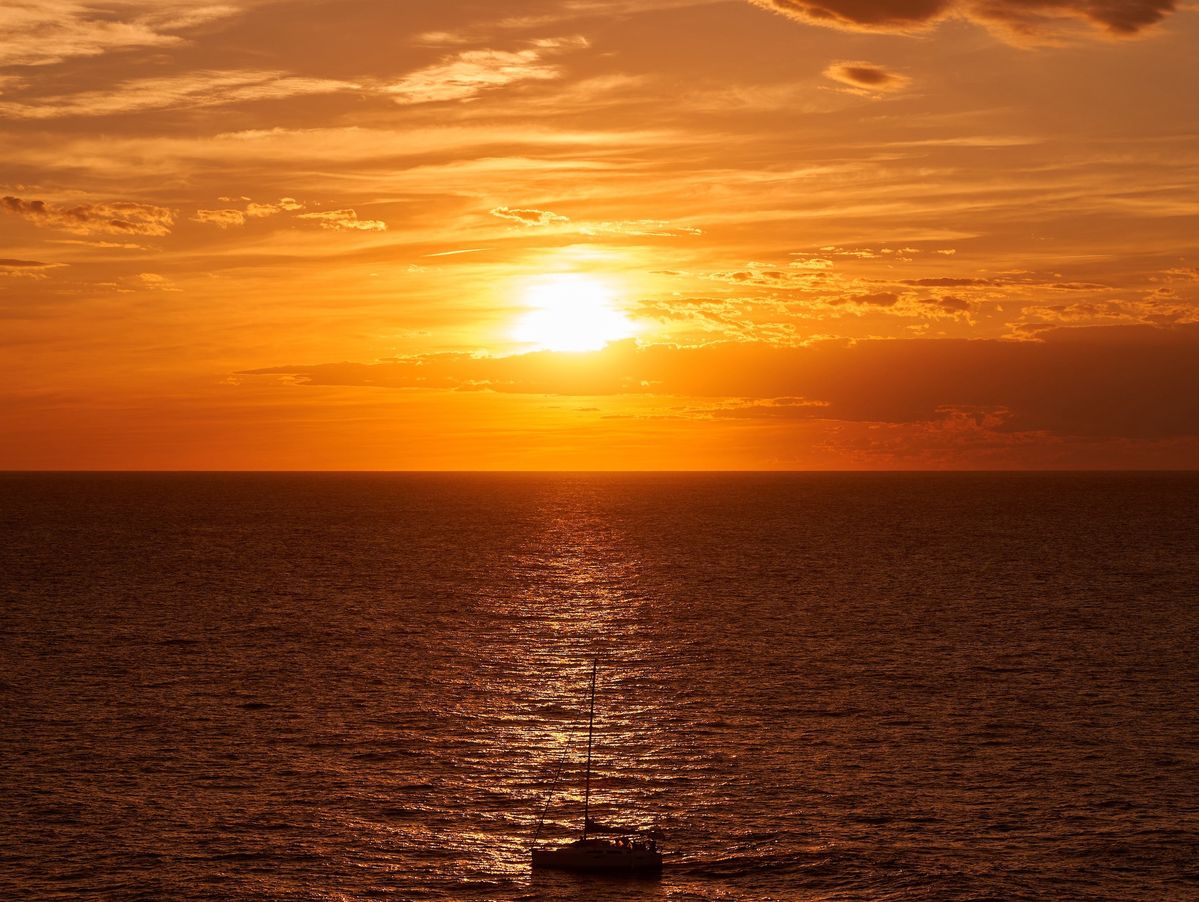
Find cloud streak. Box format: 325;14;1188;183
245;325;1199;440
245;197;303;218
385;37;588;104
2;195;174;236
296;209;387;232
0;258;65;278
0;70;358;120
748;0;1177;40
0;1;234;67
192;209;246;228
490;206;570;226
192;198;304;228
490;205;702;237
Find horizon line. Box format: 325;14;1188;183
2;468;1197;475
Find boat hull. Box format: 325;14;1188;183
532;844;662;875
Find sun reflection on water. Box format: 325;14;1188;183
435;480;681;886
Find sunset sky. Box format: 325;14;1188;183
2;0;1197;469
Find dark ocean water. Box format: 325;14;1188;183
1;473;1197;901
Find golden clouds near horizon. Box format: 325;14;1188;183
511;274;638;353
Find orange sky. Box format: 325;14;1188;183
2;0;1197;469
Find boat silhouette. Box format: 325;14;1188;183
530;659;664;875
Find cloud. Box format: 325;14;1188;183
50;239;145;249
0;258;65;278
490;206;570;226
134;272;180;292
245;197;303;218
192;209;246;228
824;61;911;92
423;248;489;258
901;277;996;286
1;195;174;236
192;198;303;228
296;209;387;232
0;258;56;268
490;205;701;237
747;0;1177;40
792;257;836;269
0;125;676;186
1162;267;1199;282
835;291;901;306
0;70;358;120
934;295;971;312
579;220;704;238
0;1;234;67
243;325;1199;440
385;37;587;104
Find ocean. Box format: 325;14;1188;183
2;473;1197;900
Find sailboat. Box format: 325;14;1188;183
530;659;664;875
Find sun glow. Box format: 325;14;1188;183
511;274;636;352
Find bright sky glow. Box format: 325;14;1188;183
511;275;636;352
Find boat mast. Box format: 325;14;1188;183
582;657;597;840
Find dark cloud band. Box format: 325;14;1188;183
244;324;1199;441
749;0;1176;39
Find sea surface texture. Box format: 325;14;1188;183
2;473;1197;901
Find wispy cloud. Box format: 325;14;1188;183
580;220;704;238
192;209;246;228
0;1;235;67
50;239;146;249
0;258;66;278
245;197;303;218
423;248;489;258
133;272;181;292
489;205;702;237
834;291;901;307
297;209;387;232
2;195;174;236
0;70;358;120
385;37;588;104
192;197;306;228
490;206;570;226
0;125;680;184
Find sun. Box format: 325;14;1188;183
511;274;636;352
